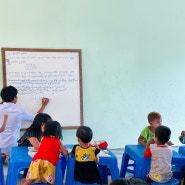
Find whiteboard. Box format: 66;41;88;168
1;48;83;129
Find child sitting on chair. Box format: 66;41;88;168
138;112;162;146
22;121;68;185
144;125;172;183
71;126;102;185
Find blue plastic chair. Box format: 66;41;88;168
65;144;119;185
65;154;105;185
6;147;64;185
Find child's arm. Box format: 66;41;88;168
95;155;99;163
37;98;49;113
138;135;147;146
60;142;68;156
0;114;8;132
144;138;155;158
95;147;100;163
71;145;77;156
27;137;40;149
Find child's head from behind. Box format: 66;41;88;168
76;126;93;144
155;125;171;145
110;178;128;185
148;112;162;129
30;113;52;132
1;86;18;103
43;121;62;139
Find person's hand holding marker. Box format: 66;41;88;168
42;97;49;106
37;97;49;113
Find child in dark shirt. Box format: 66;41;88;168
71;126;102;184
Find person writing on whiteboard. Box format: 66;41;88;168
0;85;49;158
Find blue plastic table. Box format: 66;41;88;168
0;148;5;185
178;146;185;155
6;146;64;185
65;144;119;185
120;145;185;180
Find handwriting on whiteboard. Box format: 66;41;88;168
6;51;80;95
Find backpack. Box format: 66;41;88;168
127;177;150;185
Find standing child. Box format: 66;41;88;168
144;125;172;183
138;112;162;146
71;126;102;185
0;85;49;156
22;121;68;185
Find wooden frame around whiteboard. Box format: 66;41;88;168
1;47;84;130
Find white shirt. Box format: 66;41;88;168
149;144;172;183
0;102;34;151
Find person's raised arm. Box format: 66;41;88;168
0;114;8;132
37;98;49;113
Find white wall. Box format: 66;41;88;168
1;1;185;148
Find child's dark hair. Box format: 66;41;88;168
43;121;62;139
155;125;171;144
76;126;93;143
27;113;52;137
110;178;128;185
148;112;161;123
1;86;18;102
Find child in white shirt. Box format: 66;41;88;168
144;125;172;183
0;85;49;156
0;114;8;132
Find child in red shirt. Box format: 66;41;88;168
22;121;68;185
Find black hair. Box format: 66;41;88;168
0;86;18;102
43;121;62;139
27;113;52;137
110;179;128;185
155;125;171;144
76;126;93;143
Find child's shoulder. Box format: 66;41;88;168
43;136;60;142
141;126;150;132
151;144;172;152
